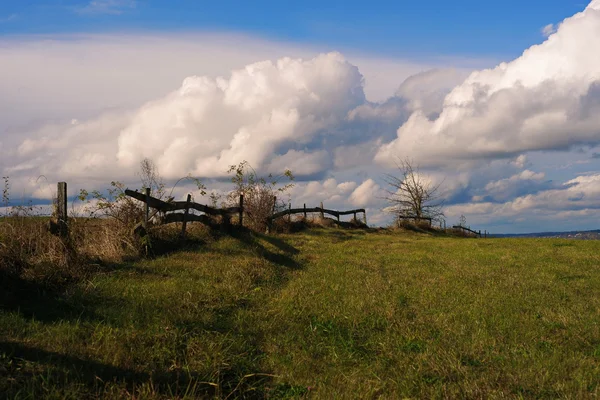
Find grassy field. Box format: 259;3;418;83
2;227;600;399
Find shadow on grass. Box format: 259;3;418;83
0;268;280;398
0;225;309;398
230;227;302;270
0;270;105;325
0;340;272;398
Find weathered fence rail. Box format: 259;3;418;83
125;188;243;237
125;189;240;216
268;201;366;224
452;225;487;238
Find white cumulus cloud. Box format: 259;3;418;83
349;179;382;207
376;1;600;167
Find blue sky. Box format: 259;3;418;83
1;0;600;233
0;0;588;58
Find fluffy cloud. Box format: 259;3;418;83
3;45;469;191
376;1;600;167
349;179;382;207
116;53;366;178
481;170;549;202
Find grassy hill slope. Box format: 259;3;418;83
2;228;600;398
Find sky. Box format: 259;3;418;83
1;0;600;233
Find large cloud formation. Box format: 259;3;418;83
117;53;366;178
376;0;600;166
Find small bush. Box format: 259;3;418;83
226;161;294;232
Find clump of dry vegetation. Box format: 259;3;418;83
224;160;294;232
0;160;209;286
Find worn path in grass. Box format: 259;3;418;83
2;228;600;398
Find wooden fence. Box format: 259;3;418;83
125;189;243;238
48;182;368;238
452;225;488;238
268;201;366;224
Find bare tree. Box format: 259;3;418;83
383;158;444;224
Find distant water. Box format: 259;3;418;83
492;230;600;239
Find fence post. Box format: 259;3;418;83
479;230;481;238
143;187;150;230
180;194;191;240
363;210;367;225
239;194;244;227
353;211;357;222
57;182;68;237
336;212;340;222
288;203;292;223
320;202;324;219
304;203;307;219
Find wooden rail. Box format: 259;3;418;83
270;207;366;221
452;225;487;238
125;189;239;216
268;201;366;226
125;189;244;237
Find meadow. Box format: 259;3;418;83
2;226;600;399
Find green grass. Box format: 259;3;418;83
2;228;600;398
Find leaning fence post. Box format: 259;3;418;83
239;194;244;227
180;194;191;240
57;182;68;237
143;187;150;230
320;202;324;219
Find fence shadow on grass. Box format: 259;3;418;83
0;339;271;399
230;227;302;270
0;269;105;325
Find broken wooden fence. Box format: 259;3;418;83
268;201;366;225
452;225;487;238
125;188;243;238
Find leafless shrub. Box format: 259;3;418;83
383;158;444;224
